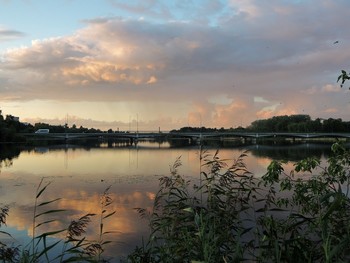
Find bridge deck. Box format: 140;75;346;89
21;132;350;140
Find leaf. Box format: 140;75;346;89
65;237;86;247
36;182;51;198
38;198;61;207
36;229;66;238
36;240;61;259
103;211;116;219
0;230;12;238
183;207;193;213
103;230;119;235
36;219;57;228
322;193;343;220
255;208;267;213
101;240;113;245
337;75;342;82
35;209;66;218
240;227;253;236
329;237;350;260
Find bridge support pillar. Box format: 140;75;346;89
129;137;138;146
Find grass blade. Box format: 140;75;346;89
35;209;66;218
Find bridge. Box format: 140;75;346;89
21;131;350;144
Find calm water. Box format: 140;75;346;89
0;140;345;261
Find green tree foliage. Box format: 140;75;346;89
337;70;350;88
0;113;34;142
248;114;350;133
172;114;350;134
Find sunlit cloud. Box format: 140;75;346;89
321;84;341;93
212;100;249;127
254;96;269;103
0;0;350;128
146;75;157;84
324;108;338;113
256;104;297;120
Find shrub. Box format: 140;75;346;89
128;143;350;262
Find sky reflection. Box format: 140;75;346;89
0;142;328;260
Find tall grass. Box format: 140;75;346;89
128;142;350;262
0;180;116;262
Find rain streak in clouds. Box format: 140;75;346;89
0;0;350;130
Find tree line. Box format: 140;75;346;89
248;114;350;133
172;114;350;133
0;111;103;142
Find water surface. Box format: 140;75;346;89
0;140;343;261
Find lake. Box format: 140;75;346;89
0;139;345;262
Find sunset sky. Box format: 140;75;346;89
0;0;350;131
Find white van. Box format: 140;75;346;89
35;129;50;134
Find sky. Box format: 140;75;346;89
0;0;350;131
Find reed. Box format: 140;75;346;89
128;142;350;262
0;181;116;262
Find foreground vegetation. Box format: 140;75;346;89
0;142;350;262
126;143;350;262
0;180;116;262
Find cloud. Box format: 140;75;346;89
0;27;25;41
0;17;236;102
1;1;350;127
208;94;233;105
108;0;228;25
321;84;341;93
24;115;128;130
146;75;157;84
324;108;338;113
254;96;269;103
23;114;182;131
